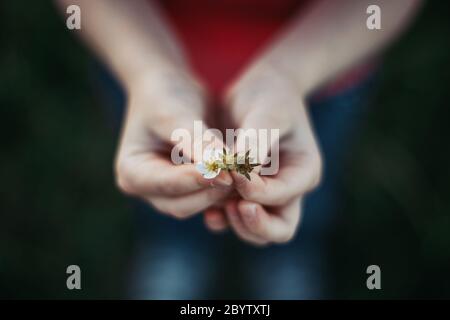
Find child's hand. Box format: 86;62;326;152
115;69;232;219
205;63;322;245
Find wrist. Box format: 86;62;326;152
125;63;180;95
232;59;306;102
126;66;206;120
128;64;204;97
255;55;313;97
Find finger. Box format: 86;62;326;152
117;104;233;196
238;198;301;244
204;208;229;233
231;151;321;206
116;153;233;197
149;186;232;219
122;99;227;164
225;200;268;246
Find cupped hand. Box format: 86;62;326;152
204;63;322;245
115;69;232;219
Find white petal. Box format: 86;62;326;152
195;162;209;175
202;168;221;179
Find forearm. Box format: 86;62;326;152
55;0;188;92
258;0;423;95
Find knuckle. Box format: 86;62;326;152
307;154;323;191
115;160;136;195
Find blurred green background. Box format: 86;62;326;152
1;1;449;299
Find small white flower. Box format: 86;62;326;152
195;148;222;179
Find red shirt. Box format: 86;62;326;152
158;0;373;98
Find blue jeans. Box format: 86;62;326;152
94;64;376;299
